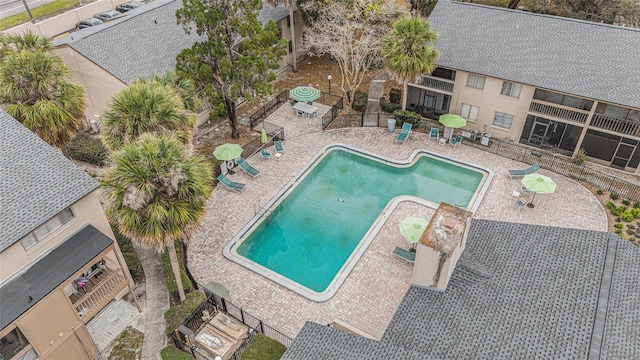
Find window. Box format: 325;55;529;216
461;104;479;121
493;112;514;129
431;67;456;81
1;327;34;358
278;28;282;38
466;74;485;90
286;15;291;28
501;81;522;98
288;40;292;54
21;208;74;250
533;89;593;110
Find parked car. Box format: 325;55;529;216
116;0;142;13
94;10;123;21
76;18;103;29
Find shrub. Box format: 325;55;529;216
614;223;624;229
628;224;636;230
380;97;401;113
616;216;621;222
622;199;631;206
596;189;604;195
240;333;286;360
634;202;640;209
621;210;634;222
352;90;368;112
389;89;402;104
615;228;623;236
574;148;587;165
161;345;195;360
627;229;635;235
393;109;422;128
632;208;640;219
65;132;108;166
610;191;619;200
111;225;144;282
164;291;206;336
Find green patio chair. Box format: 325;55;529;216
507;163;540;180
394;122;412;144
392;246;415;264
217;174;246;192
237;158;261;178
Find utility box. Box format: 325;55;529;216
481;132;492;146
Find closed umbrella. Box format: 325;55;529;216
439;114;467;139
289;86;321;102
261;129;268;144
521;173;557;208
213;143;243;161
400;216;428;251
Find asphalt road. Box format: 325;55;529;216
0;0;60;19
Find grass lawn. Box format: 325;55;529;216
0;0;95;30
240;333;286;360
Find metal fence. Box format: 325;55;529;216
170;292;293;359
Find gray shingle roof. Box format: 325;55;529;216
64;0;290;85
428;0;640;109
0;110;98;252
282;220;640;359
0;225;113;329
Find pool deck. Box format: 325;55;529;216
188;104;608;340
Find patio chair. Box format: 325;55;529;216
237;158;261;178
515;198;528;209
217;174;246;192
450;135;463;147
260;148;272;160
394;122;412;144
507;163;540;180
392;246;415;264
429;127;439;141
274;140;284;154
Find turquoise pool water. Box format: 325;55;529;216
234;149;485;294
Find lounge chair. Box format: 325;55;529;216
450;135;462;147
394;122;412;144
392;246;415;264
260;148;272;160
274;140;284;154
237;158;260;178
507;163;540;180
515;199;528;209
429;127;439;141
217;174;246;192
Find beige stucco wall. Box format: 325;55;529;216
53;45;128;129
450;70;535;142
0;190;114;282
275;11;305;71
411;244;462;291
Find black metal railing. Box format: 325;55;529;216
249;90;289;130
171;292;294;359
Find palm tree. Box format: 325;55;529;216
264;0;298;72
102;134;213;302
137;71;202;113
101;81;195;151
0;50;84;155
0;30;51;61
381;16;440;109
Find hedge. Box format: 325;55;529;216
66;132;108;166
393;109;422;128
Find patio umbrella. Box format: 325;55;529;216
438;114;467;139
521;173;557;208
399;216;428;250
289;86;321;102
261;129;268;144
213;143;243;161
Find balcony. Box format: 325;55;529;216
69;267;128;322
590;114;640;137
416;76;454;93
529;101;589;124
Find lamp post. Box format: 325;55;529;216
327;75;332;95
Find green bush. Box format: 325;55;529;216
393;109;422;128
380;97;401;113
615;228;623;236
596;189;604;195
111;225;144;282
574;148;587;165
240;333;286;360
634;202;640;209
628;224;636;230
631;208;640;219
65;132;108;166
622;199;631;206
162;241;193;300
161;345;195;360
352;90;368;112
614;223;624;229
389;89;402;104
610;191;619;200
164;291;206;336
621;210;634;222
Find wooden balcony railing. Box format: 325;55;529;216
73;268;128;322
417;76;454;93
590;114;640;137
529;101;589;124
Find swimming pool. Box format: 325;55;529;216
224;145;493;301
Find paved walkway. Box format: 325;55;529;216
87;299;141;353
137;246;170;360
188;105;608;340
363;72;389;127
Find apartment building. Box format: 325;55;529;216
0;110;138;359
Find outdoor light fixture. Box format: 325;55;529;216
327;75;332;95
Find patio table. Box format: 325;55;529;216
292;102;319;117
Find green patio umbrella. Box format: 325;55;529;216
261;129;268;144
289;86;321;102
213;143;243;161
438;114;467;128
400;216;429;250
521;173;557;208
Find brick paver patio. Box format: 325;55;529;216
188;103;607;340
